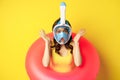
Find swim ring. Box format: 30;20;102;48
25;33;100;80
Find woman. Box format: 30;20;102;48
40;18;85;73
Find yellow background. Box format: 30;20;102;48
0;0;120;80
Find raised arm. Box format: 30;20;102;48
73;29;85;66
40;30;51;67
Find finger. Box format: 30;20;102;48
78;29;86;35
40;30;45;36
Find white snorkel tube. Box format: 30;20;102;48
60;2;66;25
53;2;72;44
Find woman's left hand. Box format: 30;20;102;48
73;29;86;43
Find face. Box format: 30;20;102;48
55;27;69;43
53;25;71;45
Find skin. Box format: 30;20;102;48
40;28;85;67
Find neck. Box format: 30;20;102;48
61;44;67;50
60;44;68;56
61;44;65;47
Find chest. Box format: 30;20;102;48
52;48;73;65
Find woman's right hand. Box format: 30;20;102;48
40;30;51;44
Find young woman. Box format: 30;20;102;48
40;18;85;73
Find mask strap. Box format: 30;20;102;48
60;2;66;25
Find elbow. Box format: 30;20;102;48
42;59;49;67
42;63;49;67
75;62;81;67
75;59;82;67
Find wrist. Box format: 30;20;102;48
74;41;79;45
45;41;51;46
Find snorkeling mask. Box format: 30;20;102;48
53;2;72;44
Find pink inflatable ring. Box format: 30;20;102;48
25;33;100;80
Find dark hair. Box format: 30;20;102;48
51;18;73;54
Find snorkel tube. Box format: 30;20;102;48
60;2;66;24
53;2;72;44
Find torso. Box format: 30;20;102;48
49;46;75;73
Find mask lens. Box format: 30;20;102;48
53;25;71;44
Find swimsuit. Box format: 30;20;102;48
50;48;75;73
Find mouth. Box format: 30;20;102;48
60;38;65;42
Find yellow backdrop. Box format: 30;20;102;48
0;0;120;80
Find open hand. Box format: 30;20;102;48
40;30;51;43
73;29;86;43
